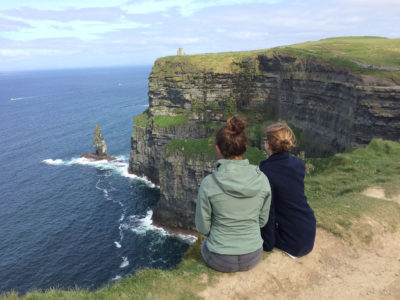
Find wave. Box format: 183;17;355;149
120;257;129;268
42;156;157;188
95;180;113;201
126;210;197;244
42;159;63;165
10;96;38;101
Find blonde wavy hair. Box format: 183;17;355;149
265;121;296;153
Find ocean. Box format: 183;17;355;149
0;67;192;295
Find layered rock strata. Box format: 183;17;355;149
129;52;400;231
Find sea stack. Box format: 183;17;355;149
81;125;116;161
93;124;108;156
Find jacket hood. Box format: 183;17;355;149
212;159;265;198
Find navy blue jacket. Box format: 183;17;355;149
259;152;316;257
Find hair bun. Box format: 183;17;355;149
226;116;247;136
280;140;290;146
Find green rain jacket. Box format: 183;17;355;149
195;159;271;255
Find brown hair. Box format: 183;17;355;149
216;116;248;158
265;121;296;153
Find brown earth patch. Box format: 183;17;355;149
199;228;400;300
362;186;400;204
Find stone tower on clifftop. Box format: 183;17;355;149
177;48;185;56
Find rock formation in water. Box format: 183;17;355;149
81;124;116;161
129;37;400;232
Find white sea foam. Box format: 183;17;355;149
120;256;129;268
41;156;158;188
119;213;125;222
10;96;38;101
42;159;64;165
95;180;112;201
120;168;156;188
112;275;122;281
114;241;122;248
127;210;197;243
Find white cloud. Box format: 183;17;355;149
229;31;268;40
1;0;399;71
1;19;150;41
123;0;280;16
0;1;128;11
0;49;30;58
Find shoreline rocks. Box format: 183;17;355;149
80;153;117;161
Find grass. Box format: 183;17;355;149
152;36;400;82
304;139;400;240
285;36;400;69
134;111;189;129
153;115;188;128
165;138;266;165
134;109;151;128
166;138;219;161
2;139;400;299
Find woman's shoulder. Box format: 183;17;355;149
288;154;306;169
259;153;305;172
200;173;215;187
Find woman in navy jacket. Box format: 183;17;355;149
259;122;316;258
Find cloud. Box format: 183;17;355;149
0;1;128;11
0;18;151;41
2;7;126;22
0;49;31;58
123;0;280;16
0;16;31;31
0;0;399;71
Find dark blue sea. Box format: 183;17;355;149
0;67;191;295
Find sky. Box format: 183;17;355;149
0;0;399;71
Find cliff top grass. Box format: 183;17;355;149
165;138;266;165
2;139;400;299
152;36;400;81
133;110;189;129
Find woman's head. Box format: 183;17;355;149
265;121;296;154
216;116;248;159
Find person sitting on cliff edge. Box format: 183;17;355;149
260;121;316;258
195;116;271;272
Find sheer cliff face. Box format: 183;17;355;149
129;53;400;231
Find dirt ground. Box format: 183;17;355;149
362;186;400;204
199;189;400;300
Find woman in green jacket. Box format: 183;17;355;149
195;116;271;272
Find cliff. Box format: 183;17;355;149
129;36;400;231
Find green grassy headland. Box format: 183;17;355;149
2;139;400;299
152;36;400;82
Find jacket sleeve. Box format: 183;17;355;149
259;181;271;227
259;162;275;251
261;195;275;251
195;181;212;236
